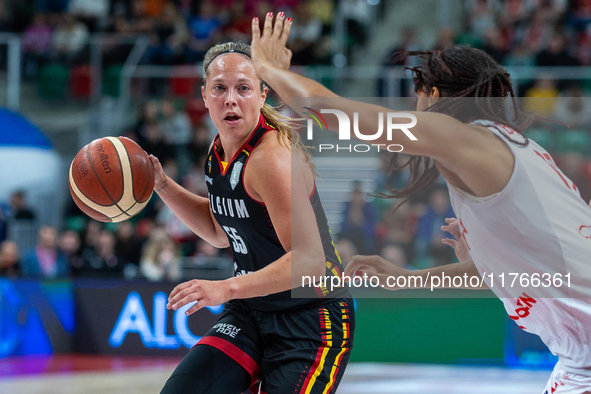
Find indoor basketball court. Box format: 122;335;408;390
0;356;551;394
1;0;590;393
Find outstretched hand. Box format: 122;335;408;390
251;11;293;75
441;218;471;262
343;255;412;291
167;279;232;316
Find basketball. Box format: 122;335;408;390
68;136;154;223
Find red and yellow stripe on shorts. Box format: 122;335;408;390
300;301;351;394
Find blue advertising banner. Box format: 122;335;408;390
74;280;223;356
0;279;75;357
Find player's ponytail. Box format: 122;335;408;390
203;41;316;175
260;103;317;175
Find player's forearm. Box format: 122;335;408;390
414;259;488;289
227;252;292;299
258;64;338;112
155;177;228;248
226;249;325;299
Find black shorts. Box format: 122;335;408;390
172;298;355;394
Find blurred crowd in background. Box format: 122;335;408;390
0;0;374;79
1;0;591;281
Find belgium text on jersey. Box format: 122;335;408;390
304;109;417;153
208;193;250;218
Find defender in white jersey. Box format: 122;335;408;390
250;14;591;393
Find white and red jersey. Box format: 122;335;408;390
446;119;591;377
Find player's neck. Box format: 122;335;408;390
218;127;256;161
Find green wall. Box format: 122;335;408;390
349;295;507;364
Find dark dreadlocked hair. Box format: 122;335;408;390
382;45;537;202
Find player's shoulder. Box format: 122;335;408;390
248;130;292;169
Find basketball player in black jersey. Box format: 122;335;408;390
150;37;354;393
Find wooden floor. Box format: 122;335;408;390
0;356;551;394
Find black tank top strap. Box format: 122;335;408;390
242;114;276;156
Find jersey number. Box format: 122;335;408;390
223;226;248;254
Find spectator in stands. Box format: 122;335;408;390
0;240;20;277
110;0;131;20
140;227;181;282
9;191;35;220
536;32;578;66
139;120;174;162
414;188;455;268
112;0;153;33
37;0;69;13
189;122;213;163
21;13;53;79
58;229;84;276
553;86;591;128
521;10;553;53
499;0;534;25
435;27;456;49
68;0;110;31
568;0;591;32
81;219;101;250
22;225;68;278
380;244;408;269
181;161;209;197
376;201;416;263
52;13;89;62
222;0;252;43
308;0;334;32
81;230;125;277
0;0;13;32
482;27;507;63
156;163;197;246
160;100;192;176
160;100;192;145
340;0;371;49
186;0;222;62
503;41;536;67
134;100;159;142
537;0;568;24
114;221;142;265
144;0;166;18
378;27;420;97
146;2;188;65
466;0;498;38
340;181;377;255
288;2;326;65
524;78;559;116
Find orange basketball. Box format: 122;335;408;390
68;137;154;223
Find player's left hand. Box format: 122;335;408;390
251;11;292;74
441;217;471;262
167;279;232;316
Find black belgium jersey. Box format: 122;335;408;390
205;114;349;312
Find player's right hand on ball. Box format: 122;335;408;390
251;11;292;74
149;154;168;192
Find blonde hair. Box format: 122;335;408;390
203;42;316;174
